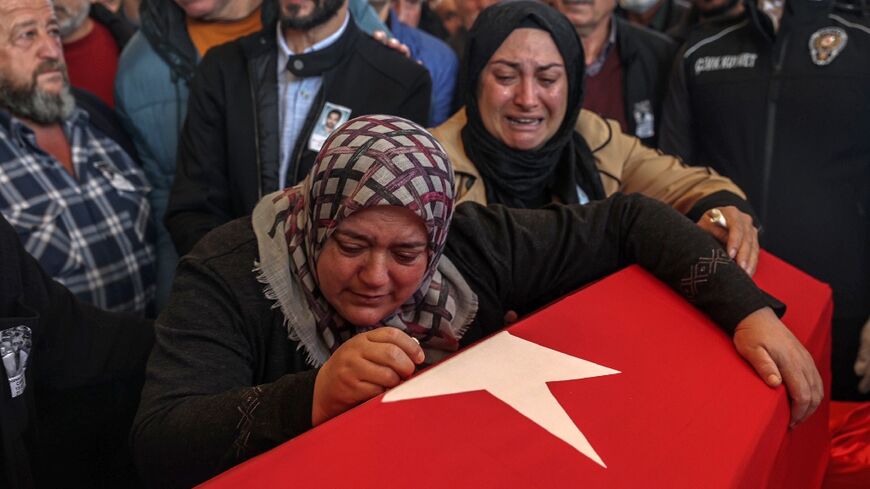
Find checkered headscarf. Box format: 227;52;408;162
253;115;476;366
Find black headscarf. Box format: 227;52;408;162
460;1;605;208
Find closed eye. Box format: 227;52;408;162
392;248;426;265
337;241;365;256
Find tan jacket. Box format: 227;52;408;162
430;109;747;214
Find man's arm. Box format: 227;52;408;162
428;46;459;126
855;316;870;394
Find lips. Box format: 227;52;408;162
349;292;388;304
505;115;545;130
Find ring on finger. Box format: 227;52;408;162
709;208;728;229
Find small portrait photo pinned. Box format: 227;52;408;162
1;325;32;398
308;102;352;152
632;100;655;139
809;27;847;66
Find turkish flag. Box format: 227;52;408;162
200;251;831;488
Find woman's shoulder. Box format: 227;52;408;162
187;217;257;262
430;109;488;204
429;109;466;156
575;109;619;152
169;216;284;334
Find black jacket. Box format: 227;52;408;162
660;0;870;398
0;215;154;489
614;16;678;148
166;21;432;256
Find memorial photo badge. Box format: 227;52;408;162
632;100;655;140
1;325;32;398
308;102;352;152
809;27;847;66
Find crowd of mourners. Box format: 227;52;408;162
0;0;867;487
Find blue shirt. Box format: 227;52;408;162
276;14;349;190
388;10;458;126
0;107;155;314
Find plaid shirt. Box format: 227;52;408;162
0;107;155;314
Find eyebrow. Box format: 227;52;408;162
10;19;38;32
333;229;428;248
9;17;57;34
489;60;565;72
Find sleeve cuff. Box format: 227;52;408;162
685;190;760;229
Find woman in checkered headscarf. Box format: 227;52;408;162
251;114;478;425
134;114;820;488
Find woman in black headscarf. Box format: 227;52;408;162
460;0;600;208
431;0;762;274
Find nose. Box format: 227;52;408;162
36;30;63;61
514;76;538;110
358;252;390;289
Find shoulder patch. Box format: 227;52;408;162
809;27;848;66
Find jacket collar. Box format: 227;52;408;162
140;0;279;82
281;15;359;77
742;0;835;40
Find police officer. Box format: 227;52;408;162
660;0;870;400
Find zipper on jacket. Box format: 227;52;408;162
760;33;789;224
248;63;264;200
290;87;326;186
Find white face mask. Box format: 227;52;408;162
618;0;662;14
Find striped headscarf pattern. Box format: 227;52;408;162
263;114;473;362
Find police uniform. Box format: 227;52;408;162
660;0;870;400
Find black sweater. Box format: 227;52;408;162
133;194;774;488
0;216;154;489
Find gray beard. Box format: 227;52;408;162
56;4;91;39
0;72;76;125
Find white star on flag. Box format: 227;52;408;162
382;331;620;467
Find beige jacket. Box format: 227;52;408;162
430;109;747;214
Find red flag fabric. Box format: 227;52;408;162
200;251;832;488
824;401;870;489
